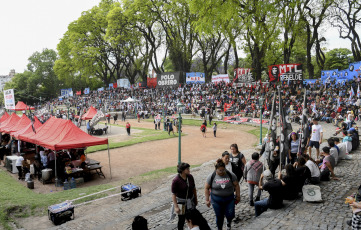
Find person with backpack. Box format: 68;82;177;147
229;143;246;180
200;123;207;138
244;152;263;206
205;159;240;230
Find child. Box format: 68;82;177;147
212;122;217;137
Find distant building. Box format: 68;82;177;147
0;69;15;92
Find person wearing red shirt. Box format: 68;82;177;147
200;124;207;138
126;122;131;136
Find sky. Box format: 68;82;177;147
0;0;353;75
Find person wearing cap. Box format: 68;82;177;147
254;169;284;217
319;147;338;181
307;117;323;159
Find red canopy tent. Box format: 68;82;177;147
18;117;108;150
2;114;31;134
14;101;35;111
81;106;97;120
11;116;42;139
0;113;20;132
0;112;10;123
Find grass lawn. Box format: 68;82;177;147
247;127;269;146
86;124;185;153
0;163;200;229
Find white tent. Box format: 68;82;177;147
120;97;140;103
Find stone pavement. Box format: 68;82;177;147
52;121;360;230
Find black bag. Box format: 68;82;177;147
121;183;141;201
48;201;74;226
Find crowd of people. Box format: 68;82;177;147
27;77;361;229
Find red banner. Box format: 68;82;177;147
76;91;81;96
113;83;117;88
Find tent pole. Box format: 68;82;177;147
107;143;112;179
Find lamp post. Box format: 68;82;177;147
66;100;71;120
162;98;166;131
259;97;264;146
177;102;185;165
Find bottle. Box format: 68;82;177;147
63;179;70;190
70;177;76;189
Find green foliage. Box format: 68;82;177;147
4;49;60;104
324;48;353;70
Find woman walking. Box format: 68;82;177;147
229;143;246;179
126;122;131;136
205;159;240;230
171;163;198;230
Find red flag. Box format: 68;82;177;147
113;83;117;88
76;91;81;96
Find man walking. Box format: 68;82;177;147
308;117;323;159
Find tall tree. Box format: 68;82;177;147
331;0;361;61
298;0;334;78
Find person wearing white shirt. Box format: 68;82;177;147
307;118;323;159
304;154;320;184
328;139;339;165
15;153;25;180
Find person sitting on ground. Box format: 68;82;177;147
132;215;148;230
333;137;352;160
244;152;263;206
255;169;284;217
293;156;311;191
278;164;299;200
319;147;338;181
328;138;339;165
304;154;320;184
343;130;353;154
185;209;211;230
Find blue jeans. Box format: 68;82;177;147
254;198;269;217
211;193;235;230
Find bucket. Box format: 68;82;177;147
27;180;34;189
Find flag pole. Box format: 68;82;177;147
278;87;282;171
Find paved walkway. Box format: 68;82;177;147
50;121;359;230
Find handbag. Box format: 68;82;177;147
178;177;189;215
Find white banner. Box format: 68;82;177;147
4;89;15;110
212;74;230;83
117;79;131;89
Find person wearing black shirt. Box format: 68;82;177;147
278;164;299;200
255;169;284;217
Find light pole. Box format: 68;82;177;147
177;102;185;165
162;98;166;131
259;97;264;146
66;100;71;120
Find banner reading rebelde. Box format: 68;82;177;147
268;64;303;83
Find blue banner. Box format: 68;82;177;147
348;61;361;79
321;69;338;80
97;87;104;92
84;88;90;94
186;72;205;84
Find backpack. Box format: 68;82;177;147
210;170;233;187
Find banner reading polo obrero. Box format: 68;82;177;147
4;89;15;110
186;72;205;84
157;72;183;88
233;68;254;87
212;74;230;83
268;64;303;85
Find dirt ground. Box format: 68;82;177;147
14;120;259;229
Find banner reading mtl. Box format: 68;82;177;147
157;72;183;88
268;64;303;84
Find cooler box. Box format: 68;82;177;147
48;201;74;225
121;183;141;201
